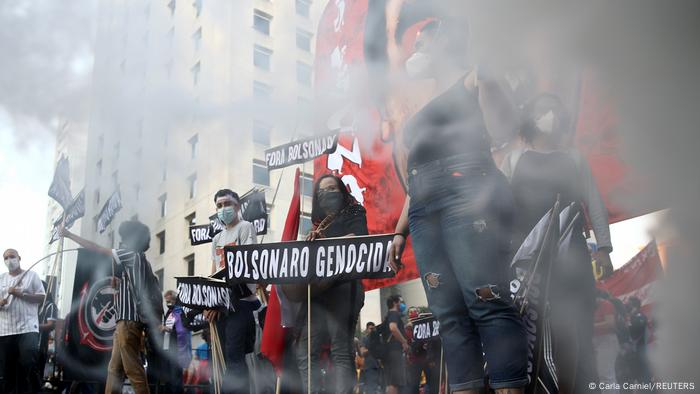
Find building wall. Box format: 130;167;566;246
69;0;323;313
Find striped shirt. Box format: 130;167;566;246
0;270;45;336
111;249;148;323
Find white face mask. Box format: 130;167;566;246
405;51;433;79
4;257;20;271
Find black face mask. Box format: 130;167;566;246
319;191;345;214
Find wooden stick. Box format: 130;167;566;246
275;376;281;394
307;284;311;394
439;345;445;394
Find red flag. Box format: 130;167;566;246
260;168;301;374
594;241;663;337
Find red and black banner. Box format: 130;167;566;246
57;249;116;381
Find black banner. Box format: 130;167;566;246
48;155;72;209
189;190;268;245
224;234;395;284
411;315;440;343
97;190;123;233
264;133;338;170
175;276;231;310
240;189;268;235
49;189;85;244
57;249;115;382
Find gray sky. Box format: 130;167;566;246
0;1;96;271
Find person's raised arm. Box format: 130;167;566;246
389;196;410;272
61;229;113;257
471;70;518;147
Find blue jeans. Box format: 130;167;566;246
216;299;261;394
407;153;529;391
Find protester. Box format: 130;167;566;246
388;17;529;394
382;295;409;394
155;289;192;393
205;189;261;394
38;280;59;385
501;93;614;392
293;174;367;394
404;308;440;394
359;322;382;394
185;328;211;394
594;290;621;394
616;297;653;387
62;220;161;394
0;248;46;393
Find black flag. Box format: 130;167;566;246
49;189;86;244
97;190;123;234
48;155;72;209
509;200;561;394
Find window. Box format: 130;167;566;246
253;160;269;186
253;120;271;146
253;81;272;100
167;0;176;16
96;160;102;176
191;61;201;85
188;173;197;199
189;134;199;159
157;231;166;255
185;212;196;226
296;0;311;17
301;173;314;197
297;62;312;86
185;254;195;276
156;269;164;291
192;27;202;51
159;193;167;218
253;45;272;71
300;214;312;236
253;10;271;36
296;29;312;52
193;0;203;17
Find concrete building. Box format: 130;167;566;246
55;0;323;315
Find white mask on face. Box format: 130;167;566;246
405;51;433;79
5;257;20;271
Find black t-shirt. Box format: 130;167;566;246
510;150;583;244
322;204;368;238
403;77;491;168
384;310;405;352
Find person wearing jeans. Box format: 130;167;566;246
388;17;528;394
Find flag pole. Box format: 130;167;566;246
307;284;311;394
439;345;444;393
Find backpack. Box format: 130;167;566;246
366;322;391;361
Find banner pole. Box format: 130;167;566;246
307;284;311;394
275;376;281;394
439;345;444;394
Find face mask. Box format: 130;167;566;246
4;257;20;271
399;302;407;315
166;301;175;308
319;191;344;214
217;206;236;225
405;51;433;79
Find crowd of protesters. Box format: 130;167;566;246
0;8;660;394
